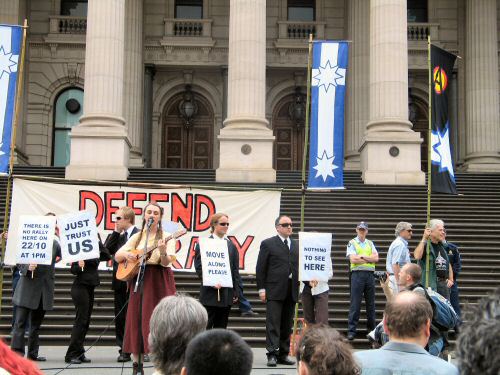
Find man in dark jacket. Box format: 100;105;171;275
11;238;61;361
194;213;240;330
256;215;298;367
64;238;110;364
104;206;139;362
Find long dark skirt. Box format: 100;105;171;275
123;265;176;354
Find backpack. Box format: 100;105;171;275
413;284;459;330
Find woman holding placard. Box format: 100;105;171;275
194;213;241;329
114;202;177;371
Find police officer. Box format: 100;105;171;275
346;222;379;341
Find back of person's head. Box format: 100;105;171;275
182;329;253;375
296;326;360;375
149;294;208;375
456;287;500;375
0;340;43;375
384;291;433;339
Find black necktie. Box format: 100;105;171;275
284;238;289;249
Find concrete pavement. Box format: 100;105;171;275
32;346;297;375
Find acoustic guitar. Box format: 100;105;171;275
116;228;187;282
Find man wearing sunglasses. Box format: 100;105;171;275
256;215;299;367
386;222;413;294
104;206;139;363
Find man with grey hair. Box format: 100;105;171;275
148;294;208;375
414;219;454;298
386;221;413;294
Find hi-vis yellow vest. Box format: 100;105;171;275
350;239;376;271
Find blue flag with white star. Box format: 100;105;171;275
430;45;457;194
0;24;22;175
307;41;348;190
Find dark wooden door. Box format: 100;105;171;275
162;94;213;169
273;95;306;170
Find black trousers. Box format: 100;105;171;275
205;305;232;329
65;283;95;360
11;299;46;358
265;280;295;358
348;271;376;335
114;286;129;354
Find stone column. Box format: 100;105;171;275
463;0;500;171
359;0;424;185
216;0;275;183
66;0;129;180
143;64;155;168
0;0;23;24
124;0;144;167
345;0;369;170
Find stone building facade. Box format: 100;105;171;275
1;0;499;183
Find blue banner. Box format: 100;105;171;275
0;24;22;175
307;41;348;190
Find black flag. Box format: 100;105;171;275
430;45;457;194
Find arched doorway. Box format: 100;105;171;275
52;88;84;167
272;91;306;170
409;95;429;171
162;89;213;169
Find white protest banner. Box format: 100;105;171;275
58;210;100;263
299;232;332;282
199;238;233;288
16;215;56;265
5;178;281;274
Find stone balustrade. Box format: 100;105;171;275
163;18;213;37
277;21;325;40
49;15;87;34
407;22;439;41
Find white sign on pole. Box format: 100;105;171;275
16;215;56;265
299;232;332;282
199;238;233;288
58;210;100;263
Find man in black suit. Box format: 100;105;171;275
194;213;240;329
256;215;299;367
104;206;139;363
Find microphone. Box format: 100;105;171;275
146;217;154;229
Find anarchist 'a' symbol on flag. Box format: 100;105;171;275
430;45;457;194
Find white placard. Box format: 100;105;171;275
16;215;56;265
299;232;332;282
199;238;233;288
58;210;100;263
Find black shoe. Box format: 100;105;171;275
28;355;46;362
79;355;91;363
117;353;132;362
277;356;295;365
143;354;150;362
241;310;259;317
65;358;82;364
133;362;144;375
267;355;277;367
347;333;355;341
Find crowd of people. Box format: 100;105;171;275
1;206;498;375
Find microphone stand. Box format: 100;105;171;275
133;221;152;375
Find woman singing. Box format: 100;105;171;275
114;202;176;372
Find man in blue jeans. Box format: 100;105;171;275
238;275;259;316
346;222;379;341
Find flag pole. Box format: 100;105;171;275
0;20;28;318
291;33;313;354
425;34;432;288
